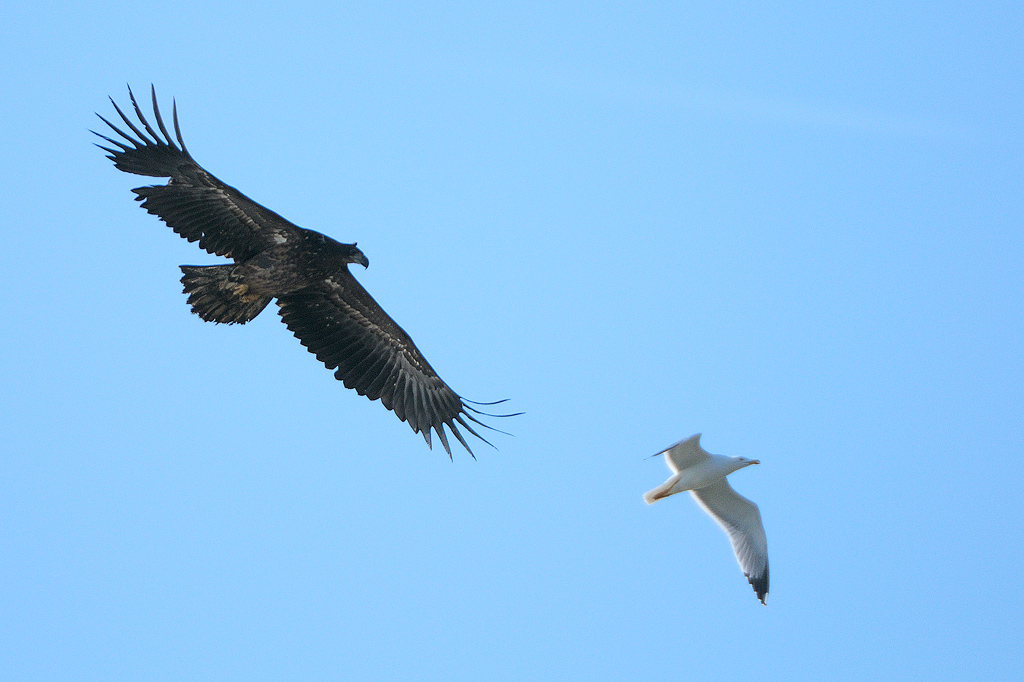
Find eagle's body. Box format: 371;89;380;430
177;228;369;325
95;86;509;456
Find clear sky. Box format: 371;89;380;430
1;2;1021;680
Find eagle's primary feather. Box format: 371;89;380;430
95;85;515;456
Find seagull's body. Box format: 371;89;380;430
644;434;769;605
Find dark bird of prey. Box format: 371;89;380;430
94;86;514;457
644;434;769;605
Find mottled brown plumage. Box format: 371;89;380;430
95;85;513;456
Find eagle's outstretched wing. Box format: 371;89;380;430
97;86;516;456
277;271;505;457
94;85;298;262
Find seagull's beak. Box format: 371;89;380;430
751;460;761;465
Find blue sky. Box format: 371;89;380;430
1;2;1021;680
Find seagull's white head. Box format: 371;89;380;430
731;456;760;471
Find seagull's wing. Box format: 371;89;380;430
661;433;708;474
690;478;769;605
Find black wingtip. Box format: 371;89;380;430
171;97;189;154
96;85;192;178
446;421;477;460
462;398;525;420
462;409;516;438
748;563;769;606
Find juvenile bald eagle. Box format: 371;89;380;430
95;86;512;457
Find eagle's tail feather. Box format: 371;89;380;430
179;265;271;324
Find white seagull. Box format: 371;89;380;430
644;433;769;605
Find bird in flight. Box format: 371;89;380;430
644;434;769;604
94;85;515;457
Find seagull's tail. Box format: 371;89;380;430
180;265;272;324
643;485;670;505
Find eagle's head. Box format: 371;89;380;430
313;232;370;269
344;242;370;269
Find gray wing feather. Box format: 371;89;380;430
662;433;708;473
690;478;769;604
